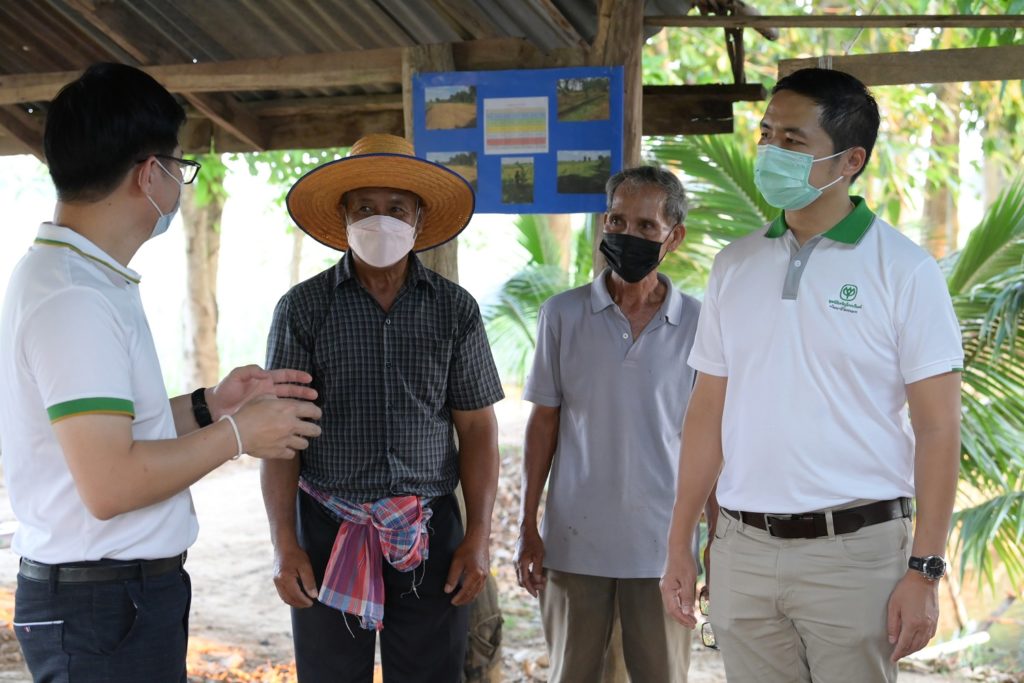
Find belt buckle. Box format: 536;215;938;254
763;514;791;537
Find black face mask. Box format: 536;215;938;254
599;232;666;283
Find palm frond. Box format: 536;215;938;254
947;175;1024;294
482;264;568;386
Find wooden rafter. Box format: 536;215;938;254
0;105;45;161
533;0;588;47
0;38;590;106
779;44;1024;85
61;0;268;151
647;14;1024;29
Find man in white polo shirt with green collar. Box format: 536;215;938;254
0;63;321;682
660;68;963;682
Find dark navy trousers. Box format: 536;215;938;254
291;490;469;683
14;563;191;683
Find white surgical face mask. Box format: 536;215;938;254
145;159;183;238
346;213;417;268
754;144;849;210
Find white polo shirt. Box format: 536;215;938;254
524;270;701;578
689;198;963;513
0;223;198;563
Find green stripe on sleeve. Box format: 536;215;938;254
47;398;135;423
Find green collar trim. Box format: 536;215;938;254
765;196;875;245
34;238;140;284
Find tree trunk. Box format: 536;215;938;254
921;81;961;259
180;184;224;390
548;214;573;272
417;243;459;283
289;228;304;288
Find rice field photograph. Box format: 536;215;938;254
556;77;610;121
556;150;611;194
427;151;478;190
501;157;534;204
425;85;477;130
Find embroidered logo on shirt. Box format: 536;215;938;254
829;283;863;314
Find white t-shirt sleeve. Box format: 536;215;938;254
522;303;562;407
22;288;135;423
896;258;964;385
687;261;728;377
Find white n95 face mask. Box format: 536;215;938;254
146;158;183;239
346;214;417;268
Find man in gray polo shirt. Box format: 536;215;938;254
515;166;699;683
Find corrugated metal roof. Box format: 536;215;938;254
0;0;695;154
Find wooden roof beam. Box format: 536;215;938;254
0;37;590;107
0;106;45;162
62;0;269;151
648;14;1024;29
779;45;1024;85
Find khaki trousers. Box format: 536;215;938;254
540;569;691;683
709;510;912;683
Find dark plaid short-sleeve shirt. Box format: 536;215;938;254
266;252;504;502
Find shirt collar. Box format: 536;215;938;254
331;251;437;294
34;223;141;285
591;267;682;325
764;196;875;245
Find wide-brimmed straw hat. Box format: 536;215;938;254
286;134;475;252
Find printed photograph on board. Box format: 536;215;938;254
427;151;478;190
501;157;534;204
556;150;611;194
556;77;610;121
425;85;477;130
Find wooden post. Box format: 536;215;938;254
402;44;460;282
589;0;646;276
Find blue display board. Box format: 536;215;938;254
413;66;624;214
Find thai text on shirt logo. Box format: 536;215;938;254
828;283;863;314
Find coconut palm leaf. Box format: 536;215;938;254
647;135;778;294
947;177;1024;293
947;176;1024;588
483;214;592;386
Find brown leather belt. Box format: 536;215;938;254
19;552;186;583
722;498;912;539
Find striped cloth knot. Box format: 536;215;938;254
300;479;432;631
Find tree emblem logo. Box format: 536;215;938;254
840;284;858;302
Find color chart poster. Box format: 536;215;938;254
413;66;624;214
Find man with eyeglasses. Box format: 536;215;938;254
515;166;698;683
0;62;322;682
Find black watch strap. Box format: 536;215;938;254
191;387;213;427
908;555;946;580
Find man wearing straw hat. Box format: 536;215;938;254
262;133;504;682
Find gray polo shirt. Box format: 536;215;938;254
524;269;700;578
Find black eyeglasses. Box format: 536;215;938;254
699;586;717;649
138;154;202;184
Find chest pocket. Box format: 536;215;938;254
392;335;454;407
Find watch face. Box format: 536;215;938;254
923;556;946;579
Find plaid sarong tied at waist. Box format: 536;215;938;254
299;479;432;631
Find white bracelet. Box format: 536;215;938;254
220;414;243;460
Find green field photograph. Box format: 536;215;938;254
556;77;610;121
425;85;477;130
501;157;534;204
556;150;611;194
427;151;478;191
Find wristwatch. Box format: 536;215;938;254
908;555;947;581
191;387;214;427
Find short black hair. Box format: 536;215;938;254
772;68;880;182
606;165;688;226
44;62;185;202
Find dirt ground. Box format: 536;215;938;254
0;398;1018;681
